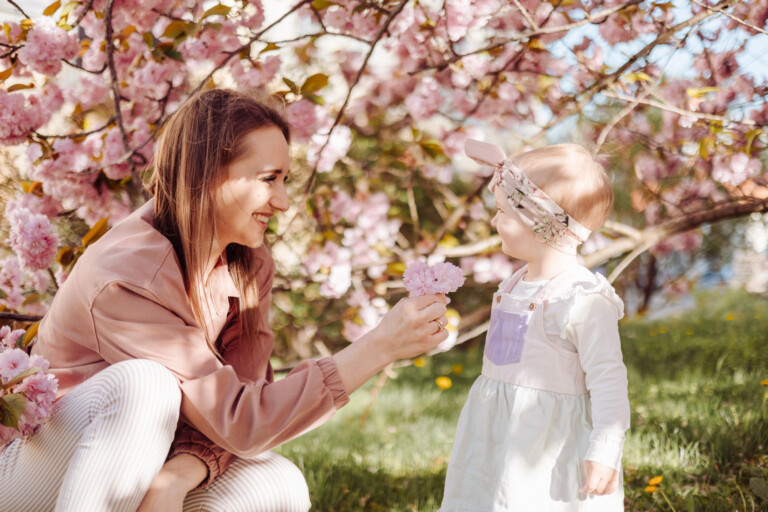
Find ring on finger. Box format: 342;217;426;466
432;318;445;334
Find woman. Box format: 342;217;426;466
0;89;449;511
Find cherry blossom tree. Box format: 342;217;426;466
0;0;766;357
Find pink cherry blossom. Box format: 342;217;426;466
712;153;762;186
0;326;25;351
286;100;325;143
403;260;465;296
7;207;59;272
308;126;352;173
17;17;79;76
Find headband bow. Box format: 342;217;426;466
465;139;591;254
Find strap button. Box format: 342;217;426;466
528;303;536;311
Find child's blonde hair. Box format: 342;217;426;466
511;143;613;231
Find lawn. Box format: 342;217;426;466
276;289;768;511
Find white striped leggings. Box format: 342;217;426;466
0;359;311;512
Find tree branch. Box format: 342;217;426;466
6;0;30;19
0;312;42;322
302;0;410;197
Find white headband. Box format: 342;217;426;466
465;139;591;254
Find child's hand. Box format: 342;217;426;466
580;460;620;496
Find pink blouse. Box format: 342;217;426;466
32;201;350;485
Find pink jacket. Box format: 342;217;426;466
32;201;350;485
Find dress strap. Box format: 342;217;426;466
502;265;529;294
533;269;572;301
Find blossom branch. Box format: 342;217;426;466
302;0;410;196
34;116;116;140
691;0;768;36
512;0;539;30
602;90;759;127
411;0;643;74
582;197;768;272
0;312;42;322
104;0;139;192
6;0;30;19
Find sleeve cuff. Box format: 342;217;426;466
169;442;234;488
317;357;351;409
584;433;624;471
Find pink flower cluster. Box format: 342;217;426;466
403;260;465;296
7;207;59;272
0;326;58;446
17;17;79;76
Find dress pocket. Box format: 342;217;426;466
484;309;531;365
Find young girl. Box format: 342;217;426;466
440;140;630;511
0;89;450;512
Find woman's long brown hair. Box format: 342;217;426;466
146;88;290;357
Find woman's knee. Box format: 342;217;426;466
98;359;181;426
189;453;311;512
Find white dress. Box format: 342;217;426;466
440;265;629;511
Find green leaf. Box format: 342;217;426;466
22;321;39;349
82;218;109;247
625;71;652;83
143;31;155;48
751;478;768;502
259;42;280;55
162;20;197;39
301;73;329;94
686;86;719;98
745;128;762;157
420;139;445;159
303;92;325;106
43;0;61;16
7;82;34;92
0;66;13;81
0;393;26;429
283;77;300;95
311;0;338;9
2;367;41;389
201;4;231;20
0;289;6;299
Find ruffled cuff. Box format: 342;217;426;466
584;433;624;471
169;428;237;488
316;356;350;409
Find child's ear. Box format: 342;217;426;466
465;139;506;166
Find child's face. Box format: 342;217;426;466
491;187;538;259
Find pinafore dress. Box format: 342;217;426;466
440;267;624;511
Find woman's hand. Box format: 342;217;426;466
332;294;449;393
374;294;449;361
580;460;620;496
137;453;208;512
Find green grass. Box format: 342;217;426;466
277;289;768;511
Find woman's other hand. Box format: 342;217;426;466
332;294;448;394
137;453;208;512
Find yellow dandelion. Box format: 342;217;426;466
413;357;426;368
761;379;768;386
648;476;663;486
452;364;463;374
644;485;658;493
685;328;694;335
436;376;452;390
725;313;735;321
658;326;667;334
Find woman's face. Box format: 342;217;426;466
213;126;290;251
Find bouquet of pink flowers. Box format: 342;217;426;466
403;260;466;296
0;326;58;447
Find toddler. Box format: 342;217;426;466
440;140;630;511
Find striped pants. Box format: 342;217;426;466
0;359;311;512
